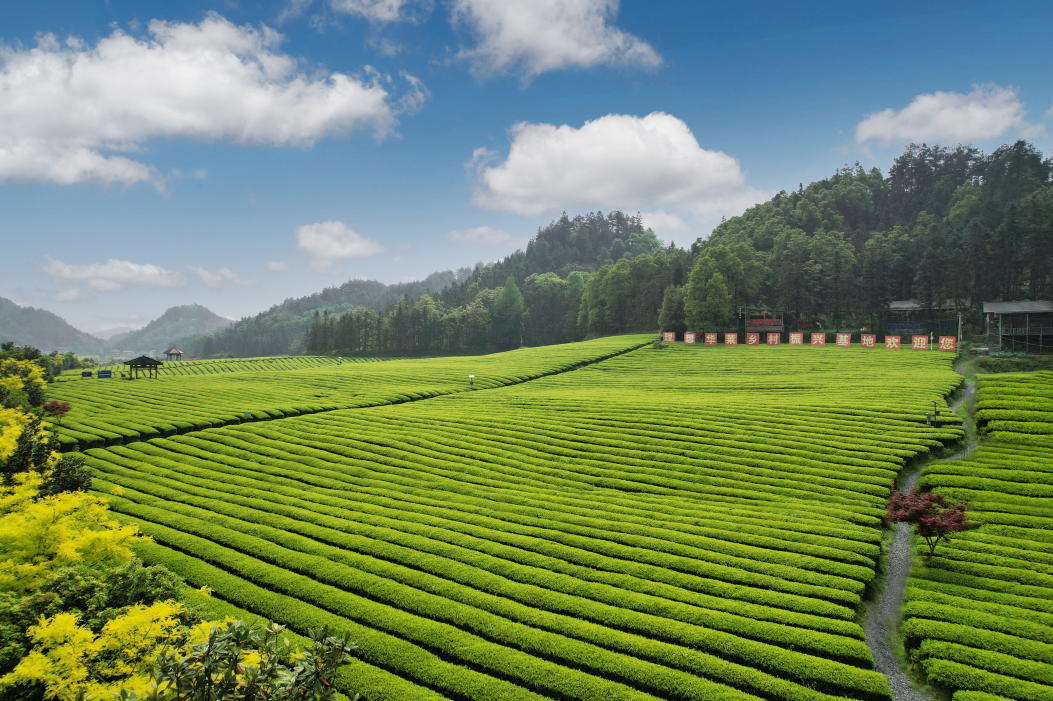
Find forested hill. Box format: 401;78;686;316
705;140;1052;323
190;140;1052;358
188;268;472;357
110;304;231;353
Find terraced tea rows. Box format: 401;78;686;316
909;370;1053;701
59;355;382;381
47;336;649;450
75;344;964;701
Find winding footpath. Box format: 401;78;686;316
863;365;978;701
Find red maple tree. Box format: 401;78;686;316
40;400;72;421
886;488;969;558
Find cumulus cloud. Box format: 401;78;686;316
0;13;424;188
296;220;384;273
187;266;259;289
447;225;519;246
267;260;291;271
450;0;660;80
469;112;766;220
856;84;1040;146
41;256;187;292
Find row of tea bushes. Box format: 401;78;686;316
908;370;1053;700
79;344;965;701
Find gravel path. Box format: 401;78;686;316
862;364;977;701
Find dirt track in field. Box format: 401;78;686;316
862;363;977;701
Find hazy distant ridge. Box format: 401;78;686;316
0;297;110;355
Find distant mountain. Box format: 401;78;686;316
92;326;135;341
185;268;473;357
0;297;111;356
112;304;231;354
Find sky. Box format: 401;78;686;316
1;0;1050;334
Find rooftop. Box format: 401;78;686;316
983;301;1053;314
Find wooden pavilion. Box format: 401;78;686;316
124;355;164;379
165;347;184;361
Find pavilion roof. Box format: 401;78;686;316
124;355;164;366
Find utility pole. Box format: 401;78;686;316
958;311;962;347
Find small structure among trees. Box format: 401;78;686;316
164;346;184;361
983;300;1053;352
123;355;163;379
886;488;969;558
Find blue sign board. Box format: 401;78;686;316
98;370;112;379
82;371;92;378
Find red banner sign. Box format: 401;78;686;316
746;333;760;345
705;333;718;345
684;332;696;345
860;334;876;348
767;333;780;345
836;333;852;347
885;336;901;349
938;336;956;352
811;333;826;346
789;332;803;345
662;332;675;344
912;335;928;350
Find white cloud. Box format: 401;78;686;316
856;84;1040;146
187;266;259;289
331;0;430;22
41;256;188;292
469;112;766;220
0;13;423;188
43;288;95;303
296;220;384;273
450;0;660;80
640;210;687;234
267;260;291;271
448;225;519;246
1047;102;1053;119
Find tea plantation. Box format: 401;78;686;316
47;336;650;451
909;370;1053;701
58;341;976;701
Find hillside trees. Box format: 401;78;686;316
199;141;1052;357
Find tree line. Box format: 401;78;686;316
206;140;1052;357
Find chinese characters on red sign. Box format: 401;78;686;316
836;333;851;347
885;336;901;349
705;333;718;345
725;334;738;345
938;336;956;352
912;335;928;350
767;333;780;345
684;332;696;344
662;332;675;344
746;333;760;345
789;332;803;345
811;333;826;346
860;334;876;348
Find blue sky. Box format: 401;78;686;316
1;0;1050;333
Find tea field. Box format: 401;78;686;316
56;355;382;381
47;336;650;451
66;342;970;701
909;370;1053;701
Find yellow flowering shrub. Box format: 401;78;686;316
0;359;45;399
0;407;23;462
0;472;145;593
0;601;192;700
